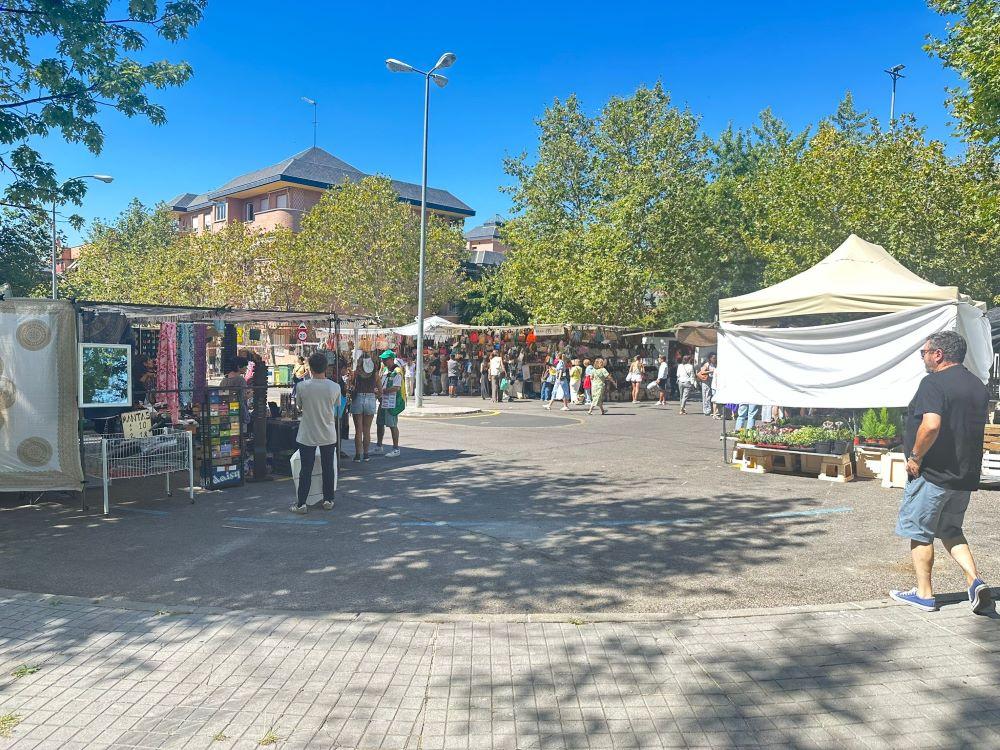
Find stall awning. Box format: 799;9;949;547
74;301;376;325
713;301;993;408
717;235;985;322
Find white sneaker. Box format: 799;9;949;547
372;445;384;455
322;500;334;510
289;504;307;514
560;406;570;411
385;448;400;458
544;404;551;411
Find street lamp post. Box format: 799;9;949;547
51;174;113;299
385;52;456;408
885;64;905;124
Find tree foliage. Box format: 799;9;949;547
66;178;467;322
298;176;467;325
457;268;529;326
0;208;52;295
501;84;763;326
0;0;205;214
500;87;1000;324
926;0;1000;152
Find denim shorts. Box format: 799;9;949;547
350;393;377;416
895;475;971;543
448;375;458;386
377;408;398;428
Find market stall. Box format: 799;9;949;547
713;235;993;482
74;301;373;500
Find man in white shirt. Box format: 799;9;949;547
656;355;670;407
290;352;341;514
489;350;505;404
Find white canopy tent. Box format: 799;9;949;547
713;236;993;409
718;234;984;322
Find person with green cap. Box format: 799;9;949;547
374;350;403;457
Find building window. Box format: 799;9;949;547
245;202;254;222
214;202;227;222
260;196;269;212
275;192;288;209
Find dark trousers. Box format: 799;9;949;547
296;442;335;507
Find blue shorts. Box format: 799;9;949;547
448;375;458;387
895;475;970;544
350;393;377;416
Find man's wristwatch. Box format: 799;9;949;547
908;453;921;464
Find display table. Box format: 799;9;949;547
735;443;854;482
266;418;300;453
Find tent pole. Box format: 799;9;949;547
722;408;728;464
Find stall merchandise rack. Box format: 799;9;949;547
83;428;195;515
200;386;245;489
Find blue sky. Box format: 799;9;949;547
34;0;962;244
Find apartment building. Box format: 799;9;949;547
167;147;474;233
464;215;509;267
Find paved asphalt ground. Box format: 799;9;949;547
2;397;998;615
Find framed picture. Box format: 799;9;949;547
79;343;132;408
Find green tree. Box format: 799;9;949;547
64;198;180;302
926;0;1000;152
457;269;529;326
298;176;466;324
502;84;744;326
734;111;1000;304
0;0;205;214
0;207;52;295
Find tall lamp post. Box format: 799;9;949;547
385;52;456;408
885;64;905;124
51;174;113;299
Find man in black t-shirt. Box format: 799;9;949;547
890;330;992;614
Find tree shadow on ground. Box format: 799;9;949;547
0;440;843;614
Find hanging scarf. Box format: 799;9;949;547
156;322;180;423
193;323;207;406
177;323;195;407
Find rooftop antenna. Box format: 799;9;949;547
301;97;317;147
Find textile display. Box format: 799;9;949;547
177;323;195;407
0;299;83;492
156;322;180;422
713;302;993;409
718;235;985;322
193;323;207;406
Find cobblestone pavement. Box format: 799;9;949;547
1;589;998;749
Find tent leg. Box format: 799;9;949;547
722;409;728;464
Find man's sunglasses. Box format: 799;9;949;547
918;347;942;357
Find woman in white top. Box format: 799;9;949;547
676;354;696;414
626;356;645;403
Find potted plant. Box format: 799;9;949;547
831;427;853;455
788;426;823;452
859;408;880;445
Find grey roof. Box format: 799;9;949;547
172;147;474;216
464;215;505;241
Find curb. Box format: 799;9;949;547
0;586;903;625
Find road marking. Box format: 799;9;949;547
226;516;328;526
764;506;853;518
116;507;170;517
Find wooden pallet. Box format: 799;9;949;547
985;424;1000;454
856;446;888;480
736;444;851;481
983;452;1000;479
881;452;907;489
